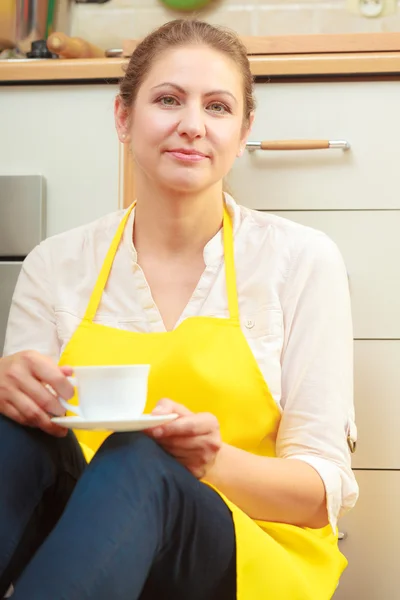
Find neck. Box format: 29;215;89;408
133;177;225;260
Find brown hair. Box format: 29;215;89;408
119;19;255;126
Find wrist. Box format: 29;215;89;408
203;442;229;486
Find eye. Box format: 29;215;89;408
207;102;230;114
158;95;179;107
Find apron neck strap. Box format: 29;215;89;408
223;205;239;321
83;201;239;323
83;203;135;322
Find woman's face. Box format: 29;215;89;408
116;44;253;195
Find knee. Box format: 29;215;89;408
0;415;47;462
91;433;193;516
98;432;165;461
94;432;186;486
0;416;82;488
0;417;55;497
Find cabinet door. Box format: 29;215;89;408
334;470;400;600
0;84;120;236
271;210;400;339
353;341;400;469
228;80;400;210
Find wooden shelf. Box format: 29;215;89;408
2;40;400;83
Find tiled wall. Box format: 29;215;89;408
71;0;400;51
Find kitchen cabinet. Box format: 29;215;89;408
229;81;400;211
229;77;400;599
269;210;400;339
334;471;400;599
0;83;120;237
353;341;400;469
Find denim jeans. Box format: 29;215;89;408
0;416;236;599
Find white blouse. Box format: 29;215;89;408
3;194;358;530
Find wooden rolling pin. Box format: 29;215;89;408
47;32;105;58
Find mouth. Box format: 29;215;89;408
165;148;209;163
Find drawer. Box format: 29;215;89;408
228;81;400;210
353;341;400;469
334;470;400;600
270;210;400;339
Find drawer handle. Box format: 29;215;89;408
338;531;347;541
246;140;351;152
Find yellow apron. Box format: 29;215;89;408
59;203;347;599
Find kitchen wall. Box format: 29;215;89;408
71;0;400;51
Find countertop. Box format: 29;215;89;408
2;32;400;82
2;53;400;83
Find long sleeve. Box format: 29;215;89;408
3;243;60;361
278;229;359;530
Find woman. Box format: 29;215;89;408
0;19;358;600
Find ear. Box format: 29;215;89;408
237;112;255;157
114;95;131;144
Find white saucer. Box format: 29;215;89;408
51;413;178;432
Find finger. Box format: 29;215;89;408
16;377;65;417
159;434;211;452
59;365;73;377
11;390;67;438
152;398;192;417
2;402;28;426
21;352;74;400
154;414;217;438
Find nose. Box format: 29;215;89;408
176;103;206;140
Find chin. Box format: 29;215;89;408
160;172;214;195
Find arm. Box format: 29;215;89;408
206;232;358;529
3;244;60;360
150;404;329;528
1;244;73;435
205;444;328;528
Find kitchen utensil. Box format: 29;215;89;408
0;0;72;53
51;413;179;431
105;48;123;58
45;0;56;38
26;38;57;58
47;31;105;58
58;364;151;420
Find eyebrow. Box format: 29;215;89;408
150;82;238;104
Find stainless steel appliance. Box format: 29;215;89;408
0;175;45;355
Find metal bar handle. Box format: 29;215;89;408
246;140;351;151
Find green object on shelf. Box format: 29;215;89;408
160;0;213;11
45;0;56;38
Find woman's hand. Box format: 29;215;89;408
0;350;74;437
147;399;222;479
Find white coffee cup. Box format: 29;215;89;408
59;364;150;420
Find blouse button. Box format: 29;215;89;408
245;318;255;329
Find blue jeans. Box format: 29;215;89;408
0;416;236;599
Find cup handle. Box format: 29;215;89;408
59;376;82;417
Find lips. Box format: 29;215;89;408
165;148;209;163
167;148;208;158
